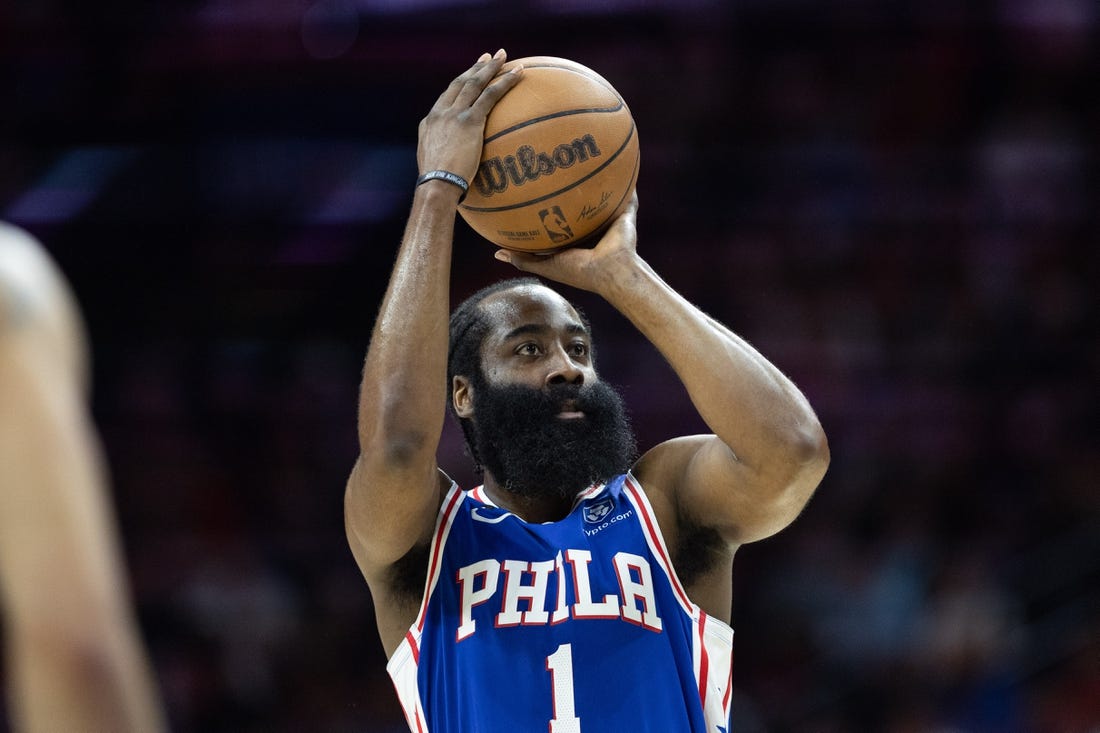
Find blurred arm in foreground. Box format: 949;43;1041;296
0;223;166;733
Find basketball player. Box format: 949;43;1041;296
0;223;166;733
345;50;829;732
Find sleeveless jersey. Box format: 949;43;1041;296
387;473;734;733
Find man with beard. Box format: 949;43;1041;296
446;283;638;508
345;51;830;733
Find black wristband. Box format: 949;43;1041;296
416;170;469;201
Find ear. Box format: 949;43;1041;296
453;375;475;418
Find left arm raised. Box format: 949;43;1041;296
495;198;829;546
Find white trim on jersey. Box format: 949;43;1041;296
387;641;427;733
415;483;466;634
620;475;695;615
621;473;735;728
471;483;605;513
701;612;736;726
572;482;606;507
386;481;465;733
469;485;493;506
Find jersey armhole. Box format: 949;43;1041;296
389;480;464;664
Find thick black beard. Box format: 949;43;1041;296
468;377;637;501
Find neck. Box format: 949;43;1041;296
481;474;581;523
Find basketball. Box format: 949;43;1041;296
458;56;640;253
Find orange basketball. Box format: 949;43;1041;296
458;56;640;253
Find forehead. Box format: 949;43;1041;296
478;285;587;340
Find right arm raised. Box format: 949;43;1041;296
344;52;522;602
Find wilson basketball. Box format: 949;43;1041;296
458;56;640;253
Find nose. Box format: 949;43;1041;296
545;344;585;387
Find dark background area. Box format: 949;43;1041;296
2;1;1097;731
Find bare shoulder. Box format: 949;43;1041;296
630;434;720;509
630;435;735;559
345;464;450;579
634;420;825;555
630;436;736;621
345;465;453;655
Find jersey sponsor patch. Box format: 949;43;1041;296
583;497;615;524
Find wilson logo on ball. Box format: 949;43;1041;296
473;135;602;197
457;56;639;254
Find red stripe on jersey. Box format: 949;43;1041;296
623;478;693;611
572;482;604;507
416;486;465;632
405;631;420;664
389;673;426;733
722;654;734;709
697;611;711;704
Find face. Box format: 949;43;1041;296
454;286;636;500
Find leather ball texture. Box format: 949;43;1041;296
458;56;640;253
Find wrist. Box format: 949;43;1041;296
599;251;650;295
413;177;466;207
416;170;469;201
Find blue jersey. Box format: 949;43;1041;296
387;473;734;733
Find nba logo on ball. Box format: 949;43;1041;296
458;56;640;254
584;498;615;524
539;206;574;243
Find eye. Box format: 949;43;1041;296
516;342;542;356
568;341;589;358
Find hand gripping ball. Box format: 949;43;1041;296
458;56;640;253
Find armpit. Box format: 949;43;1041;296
672;518;726;589
386;542;430;604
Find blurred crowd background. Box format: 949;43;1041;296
2;1;1097;731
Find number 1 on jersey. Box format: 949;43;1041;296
546;643;581;733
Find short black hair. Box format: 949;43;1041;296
447;277;542;388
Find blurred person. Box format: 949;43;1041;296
344;50;829;732
0;223;166;733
